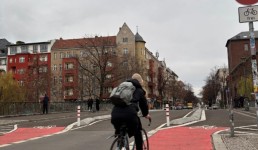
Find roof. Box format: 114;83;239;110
52;36;116;50
0;39;11;50
135;32;146;43
8;41;51;46
0;39;11;57
225;31;258;47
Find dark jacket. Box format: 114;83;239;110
111;79;149;117
43;95;49;105
128;79;149;117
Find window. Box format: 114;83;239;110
123;48;128;55
10;47;17;54
244;44;249;51
9;58;13;63
66;76;74;82
66;52;71;58
107;61;112;67
40;44;48;52
53;76;57;85
33;45;38;53
42;66;48;72
59;64;62;71
65;63;74;69
59;76;62;84
18;68;25;74
54;53;57;59
53;64;57;71
123;37;128;43
67;89;73;96
19;80;24;86
19;57;25;63
1;59;6;65
122;61;128;66
21;46;28;53
60;52;64;58
111;48;116;55
106;74;112;79
39;55;48;62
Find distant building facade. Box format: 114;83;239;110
0;39;11;72
226;31;257;100
7;40;55;101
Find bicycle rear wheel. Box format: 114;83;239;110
110;136;130;150
132;129;149;150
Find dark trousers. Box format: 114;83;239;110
43;104;48;114
111;112;143;150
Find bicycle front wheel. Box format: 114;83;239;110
132;129;149;150
141;129;149;150
110;136;130;150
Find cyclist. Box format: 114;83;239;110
111;73;151;150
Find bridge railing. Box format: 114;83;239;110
0;101;113;117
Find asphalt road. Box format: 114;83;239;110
1;108;257;150
0;109;191;150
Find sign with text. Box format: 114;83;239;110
239;5;258;23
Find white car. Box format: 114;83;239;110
212;104;219;109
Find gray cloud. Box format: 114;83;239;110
1;0;256;95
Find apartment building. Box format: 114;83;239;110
50;23;170;101
0;39;11;72
226;31;258;99
7;40;55;101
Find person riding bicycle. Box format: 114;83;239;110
111;73;151;150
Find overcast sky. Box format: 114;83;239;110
1;0;256;96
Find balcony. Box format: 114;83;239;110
63;81;75;87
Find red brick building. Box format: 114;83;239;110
226;31;258;99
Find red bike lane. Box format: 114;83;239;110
0;127;65;146
149;126;227;150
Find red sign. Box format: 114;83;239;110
236;0;258;5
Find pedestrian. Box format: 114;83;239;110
96;98;100;111
87;98;93;111
42;94;49;114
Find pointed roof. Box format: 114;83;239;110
135;32;146;43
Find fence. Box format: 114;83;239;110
0;101;113;116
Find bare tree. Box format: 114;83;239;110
24;54;50;102
76;36;123;100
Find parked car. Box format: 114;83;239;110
211;104;219;109
182;105;188;109
176;105;183;110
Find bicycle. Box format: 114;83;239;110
244;8;257;16
109;118;151;150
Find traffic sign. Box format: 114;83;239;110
239;5;258;23
236;0;258;5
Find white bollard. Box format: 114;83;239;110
166;104;170;126
77;105;81;126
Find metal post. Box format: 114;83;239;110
166;104;170;127
77;105;81;126
230;97;234;137
249;21;258;127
